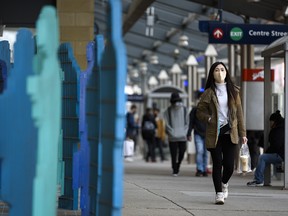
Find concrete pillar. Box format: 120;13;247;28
57;0;94;70
228;44;235;79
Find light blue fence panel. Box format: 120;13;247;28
27;6;61;216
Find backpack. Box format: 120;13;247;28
167;106;187;126
143;121;155;131
141;120;155;140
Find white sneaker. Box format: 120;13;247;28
215;192;225;205
222;183;228;199
124;157;134;162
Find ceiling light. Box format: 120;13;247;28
178;35;189;47
170;63;182;74
158;70;169;80
139;62;148;73
247;0;261;2
204;44;218;57
149;54;159;64
131;68;139;78
186;54;198;66
148;76;158;86
285;6;288;17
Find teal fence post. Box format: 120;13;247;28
27;6;62;216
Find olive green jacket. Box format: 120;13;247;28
196;88;246;149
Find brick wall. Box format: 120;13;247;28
57;0;94;69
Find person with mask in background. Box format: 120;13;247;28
196;62;247;205
164;92;188;176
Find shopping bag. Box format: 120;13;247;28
123;139;134;157
239;143;252;173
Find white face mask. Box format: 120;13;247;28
213;64;227;83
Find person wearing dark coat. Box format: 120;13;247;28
247;110;285;186
141;108;157;162
187;107;208;176
126;104;139;150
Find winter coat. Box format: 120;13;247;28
196;88;246;149
266;119;285;160
187;107;206;137
141;113;157;140
126;112;138;139
163;103;188;142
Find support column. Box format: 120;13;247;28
57;0;94;70
204;44;217;80
264;57;272;186
228;44;235;79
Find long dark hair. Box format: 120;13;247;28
205;62;238;108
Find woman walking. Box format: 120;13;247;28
196;62;247;205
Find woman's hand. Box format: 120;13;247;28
242;136;248;144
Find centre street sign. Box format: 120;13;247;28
199;21;288;44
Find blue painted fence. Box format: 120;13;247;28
73;41;95;216
0;1;127;215
58;43;80;210
0;29;37;216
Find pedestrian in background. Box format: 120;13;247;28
247;110;284;187
153;108;166;162
187;103;208;177
196;62;247;205
164;92;188;176
126;104;139;152
141;108;157;162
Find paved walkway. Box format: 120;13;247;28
123;156;288;216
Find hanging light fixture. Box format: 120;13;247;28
148;76;159;86
178;35;189;47
170;63;182;74
204;44;218;57
146;7;155;36
149;54;159;64
158;69;169;80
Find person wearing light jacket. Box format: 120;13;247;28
164;92;188;176
196;62;247;205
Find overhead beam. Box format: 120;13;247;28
123;0;156;35
188;0;282;23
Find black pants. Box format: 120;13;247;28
169;141;186;174
208;134;237;193
155;137;165;161
145;138;156;161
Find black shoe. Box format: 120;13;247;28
202;172;208;177
247;180;264;187
195;170;203;177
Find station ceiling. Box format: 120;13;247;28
95;0;288;83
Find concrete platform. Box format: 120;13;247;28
123;156;288;216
